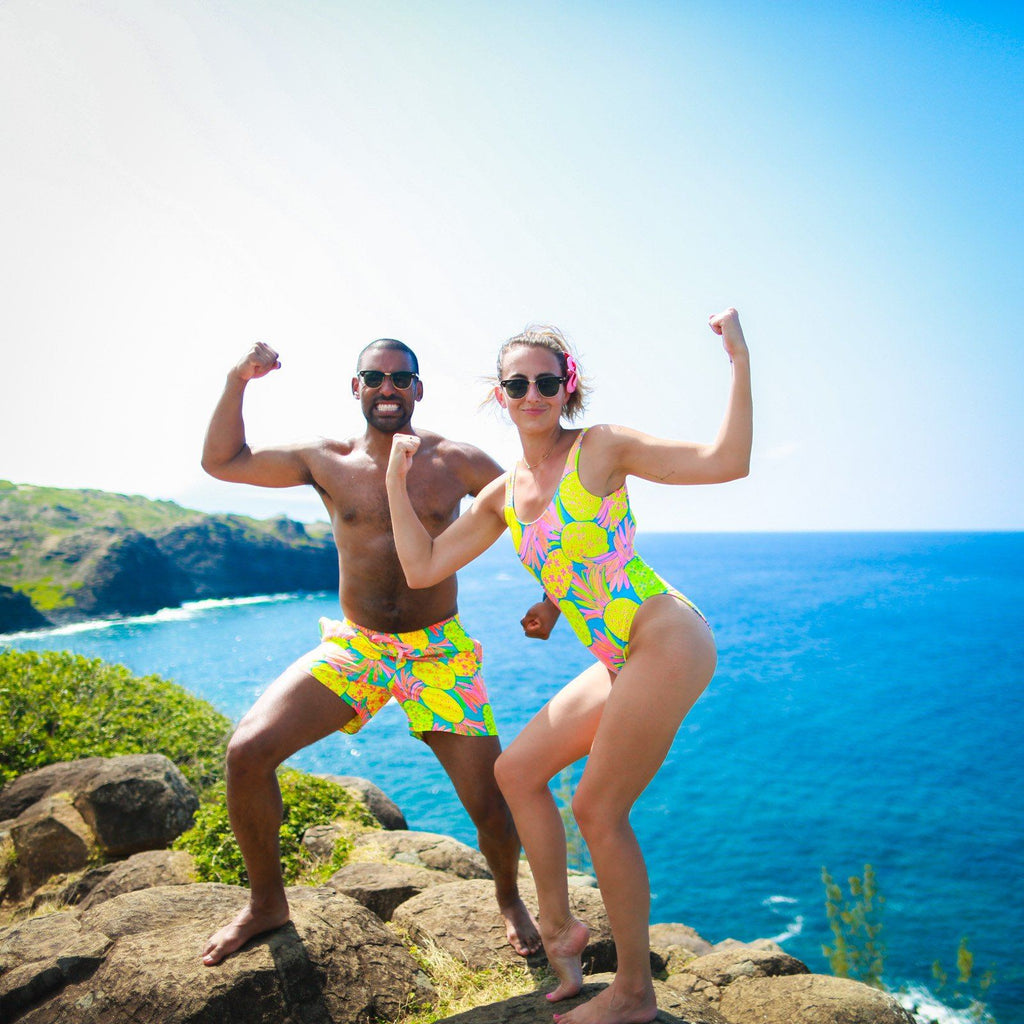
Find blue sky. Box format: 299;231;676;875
1;0;1020;530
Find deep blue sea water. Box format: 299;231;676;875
4;533;1022;1024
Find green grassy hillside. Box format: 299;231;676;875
0;480;335;628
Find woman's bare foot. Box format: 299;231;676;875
542;916;590;1001
201;899;291;965
502;897;543;955
553;978;658;1024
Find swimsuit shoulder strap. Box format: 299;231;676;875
568;427;588;475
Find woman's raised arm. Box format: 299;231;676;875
385;433;509;588
600;307;752;487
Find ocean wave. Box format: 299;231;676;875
767;914;804;943
895;984;995;1024
761;893;803;943
0;592;311;640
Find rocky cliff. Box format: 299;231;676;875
0;481;337;631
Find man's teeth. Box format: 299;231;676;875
376;403;400;413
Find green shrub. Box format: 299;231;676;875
173;768;377;886
822;864;885;987
930;937;996;1022
0;649;231;791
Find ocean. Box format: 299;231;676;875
4;532;1022;1024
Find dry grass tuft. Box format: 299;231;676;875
387;926;551;1024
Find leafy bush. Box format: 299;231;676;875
0;649;231;790
930;937;996;1022
822;864;885;987
173;768;377;886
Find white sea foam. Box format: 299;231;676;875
761;894;803;943
767;914;804;943
895;984;995;1024
0;592;305;641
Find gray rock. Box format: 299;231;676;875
392;877;615;973
0;755;198;867
70;754;198;857
650;922;714;957
436;974;729;1023
325;860;456;921
301;821;353;860
716;972;916;1024
62;849;196;910
8;793;95;892
318;775;408;830
353;829;491;879
1;759;110;821
0;882;430;1023
664;945;809;1005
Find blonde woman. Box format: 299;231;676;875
385;310;752;1024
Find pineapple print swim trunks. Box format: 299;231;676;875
300;614;498;739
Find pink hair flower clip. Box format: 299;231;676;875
564;353;579;395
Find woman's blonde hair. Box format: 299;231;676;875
483;325;588;422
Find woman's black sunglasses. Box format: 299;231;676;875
499;375;566;399
357;370;418;390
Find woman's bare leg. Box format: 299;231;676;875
555;598;716;1024
495;661;614;999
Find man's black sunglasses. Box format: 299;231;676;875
499;375;566;399
357;370;418;390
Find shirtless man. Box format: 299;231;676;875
199;337;544;965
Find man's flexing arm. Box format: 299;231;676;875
202;342;315;488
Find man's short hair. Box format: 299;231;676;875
357;338;419;375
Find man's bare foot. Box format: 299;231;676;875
542;916;589;1001
202;900;291;965
553;978;658;1024
501;897;542;956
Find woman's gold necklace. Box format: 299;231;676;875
522;431;563;471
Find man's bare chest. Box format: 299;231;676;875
321;473;464;535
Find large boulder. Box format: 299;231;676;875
325;860;456;921
6;793;95;892
0;883;430;1023
318;775;408;830
435;974;729;1023
392;877;616;972
0;756;198;901
352;829;490;879
69;755;198;857
716;972;916;1024
1;760;108;821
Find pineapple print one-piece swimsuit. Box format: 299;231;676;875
504;428;710;674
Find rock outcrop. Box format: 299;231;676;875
0;760;921;1024
320;774;409;830
352;829;491;878
392;877;616;973
0;755;198;902
0;884;429;1023
436;975;729;1023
